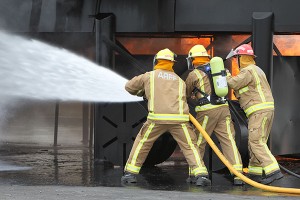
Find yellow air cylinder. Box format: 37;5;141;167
209;57;228;97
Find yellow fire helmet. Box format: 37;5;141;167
186;45;210;70
153;48;177;66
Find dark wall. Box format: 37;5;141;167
2;0;300;33
0;0;95;32
175;0;300;33
272;56;300;155
175;0;261;32
100;0;175;33
101;0;300;33
0;0;32;32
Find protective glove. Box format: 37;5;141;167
225;69;231;77
136;89;145;97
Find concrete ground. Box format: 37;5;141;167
0;144;300;200
0;185;299;200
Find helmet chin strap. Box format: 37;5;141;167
237;56;241;69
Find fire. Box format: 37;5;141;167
229;58;239;100
117;34;300;56
274;35;300;56
117;37;211;55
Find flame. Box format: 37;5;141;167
274;35;300;56
118;34;300;56
117;37;211;55
232;35;251;47
228;58;239;100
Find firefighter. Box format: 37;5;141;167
185;45;244;185
121;48;211;186
226;44;283;184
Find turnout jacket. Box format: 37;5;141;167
125;69;190;124
185;68;228;112
186;68;211;99
226;64;274;117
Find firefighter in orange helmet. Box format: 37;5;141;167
185;45;244;185
226;44;283;184
121;48;211;186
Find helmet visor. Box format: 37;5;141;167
226;49;236;60
186;57;193;70
172;52;178;62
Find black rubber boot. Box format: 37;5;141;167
233;176;244;186
121;172;137;183
247;174;263;183
261;171;283;185
195;176;211;186
186;176;197;184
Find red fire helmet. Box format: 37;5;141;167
226;44;256;59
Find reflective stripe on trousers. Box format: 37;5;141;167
125;123;155;174
244;102;274;118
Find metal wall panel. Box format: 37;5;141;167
0;0;32;32
100;0;175;32
0;0;95;32
175;0;300;33
175;0;270;32
2;0;300;33
272;56;300;155
272;0;300;32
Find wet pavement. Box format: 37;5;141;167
0;143;300;199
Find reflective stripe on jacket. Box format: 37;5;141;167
125;69;189;123
226;65;274;117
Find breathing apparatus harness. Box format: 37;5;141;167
193;63;227;106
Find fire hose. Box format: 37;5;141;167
189;113;300;194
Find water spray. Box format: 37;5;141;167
0;31;142;103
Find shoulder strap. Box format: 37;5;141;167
192;87;208;97
196;64;211;75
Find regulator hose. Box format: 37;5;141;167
227;100;300;179
189;113;300;194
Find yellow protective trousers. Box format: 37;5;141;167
248;110;280;176
124;120;208;177
194;105;243;174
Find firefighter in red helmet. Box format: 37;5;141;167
185;45;244;185
226;44;283;184
121;48;211;186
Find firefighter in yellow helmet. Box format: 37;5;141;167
226;44;283;184
185;45;244;185
121;48;211;186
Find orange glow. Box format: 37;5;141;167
274;35;300;56
231;58;240;76
232;35;251;47
229;58;239;100
180;38;212;55
232;35;300;56
118;34;300;56
117;37;211;55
